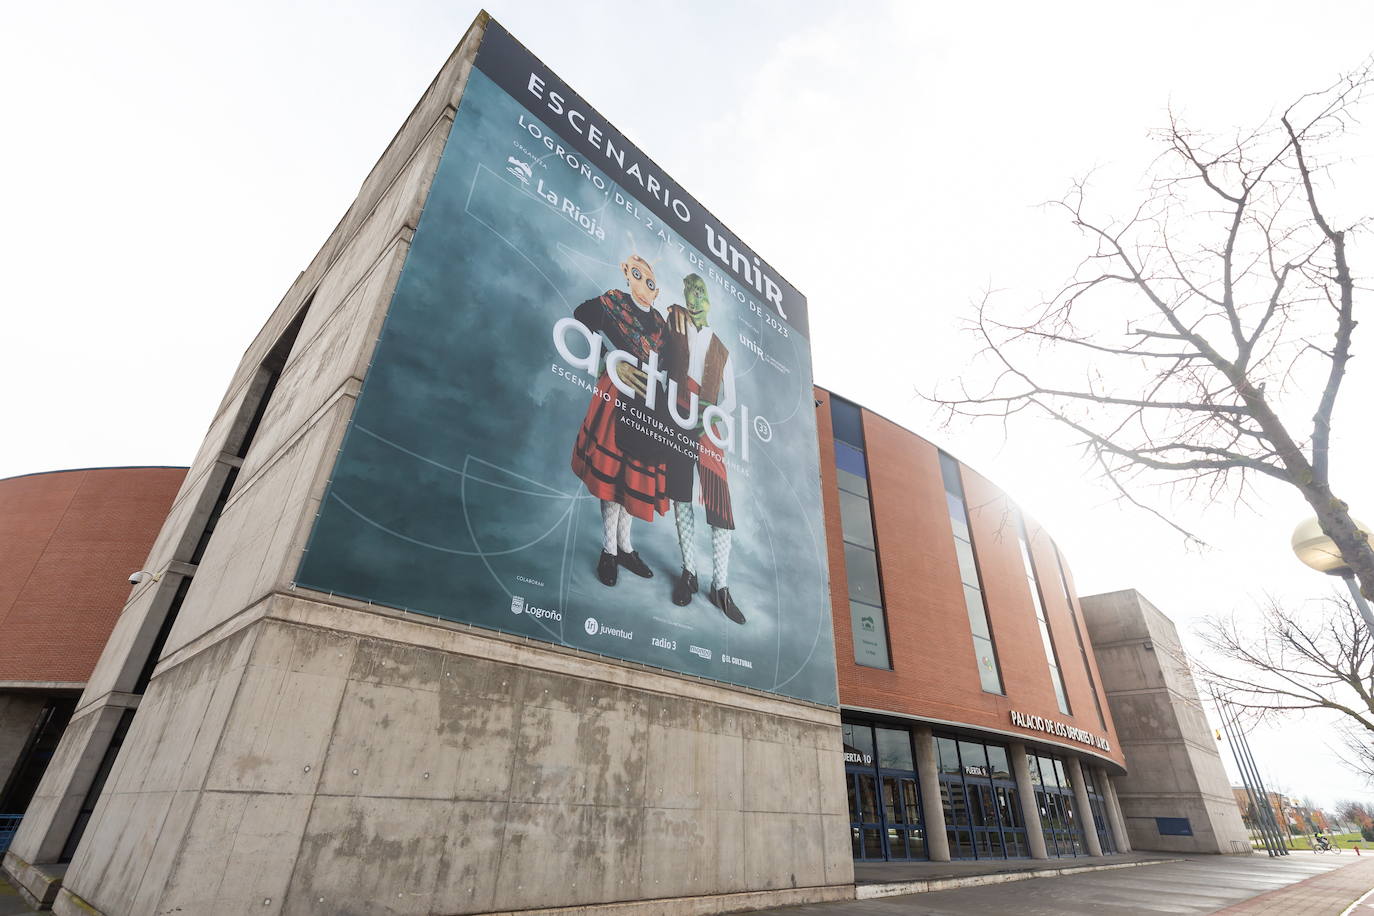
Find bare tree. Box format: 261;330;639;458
928;61;1374;598
1334;798;1374;833
1199;593;1374;784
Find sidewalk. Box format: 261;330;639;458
752;853;1358;915
1214;856;1374;914
853;850;1174;885
0;872;30;916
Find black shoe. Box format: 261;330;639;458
617;550;654;578
672;568;699;606
597;551;618;586
710;587;745;624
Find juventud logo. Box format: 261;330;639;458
584;617;599;635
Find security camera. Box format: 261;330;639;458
128;570;161;586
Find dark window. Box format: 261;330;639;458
1053;542;1108;730
1156;817;1193;837
940;453;1003;693
830;397;890;668
1016;513;1070;715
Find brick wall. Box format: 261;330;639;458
815;388;1124;769
0;467;185;684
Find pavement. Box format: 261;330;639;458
0;852;1368;915
0;870;28;916
851;849;1176;885
754;853;1367;915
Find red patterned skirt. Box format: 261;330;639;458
571;375;669;521
696;439;735;530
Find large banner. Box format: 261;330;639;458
296;20;837;706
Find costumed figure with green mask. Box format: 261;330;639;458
664;273;744;624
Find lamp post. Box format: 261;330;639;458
1291;516;1374;634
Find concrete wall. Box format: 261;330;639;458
51;595;849;916
1081;589;1251;855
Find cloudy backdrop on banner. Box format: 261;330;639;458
296;20;837;706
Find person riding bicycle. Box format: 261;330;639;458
1314;830;1332;851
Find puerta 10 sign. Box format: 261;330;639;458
296;20;837;706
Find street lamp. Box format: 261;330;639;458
1291;516;1374;633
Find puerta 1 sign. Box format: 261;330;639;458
296;20;837;706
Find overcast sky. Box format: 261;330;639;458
4;0;1373;808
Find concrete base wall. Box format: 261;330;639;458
50;593;852;916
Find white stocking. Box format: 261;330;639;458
616;504;635;553
711;526;731;590
674;501;696;573
600;500;619;554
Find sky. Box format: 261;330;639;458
3;0;1373;808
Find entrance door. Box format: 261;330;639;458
882;774;924;860
849;771;885;860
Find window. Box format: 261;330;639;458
1016;513;1070;715
831;398;890;668
1052;543;1108;730
940;453;1002;693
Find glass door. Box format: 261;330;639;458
844;721;927;862
849;771;886;860
883;774;925;859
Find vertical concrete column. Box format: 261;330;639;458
1096;766;1131;854
1102;772;1133;852
912;726;950;862
1009;742;1049;859
1067;758;1103;856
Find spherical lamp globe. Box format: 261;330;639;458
1291;516;1372;575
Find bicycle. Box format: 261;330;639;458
1313;839;1343;854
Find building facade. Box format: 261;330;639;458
1081;590;1251;854
0;14;1262;916
817;392;1130;864
0;467;185;853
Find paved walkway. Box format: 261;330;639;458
3;852;1369;915
755;854;1361;914
1216;856;1374;914
851;850;1175;886
0;871;30;916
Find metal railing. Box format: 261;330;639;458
0;814;21;854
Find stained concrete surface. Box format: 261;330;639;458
851;850;1175;884
0;871;32;916
754;854;1354;914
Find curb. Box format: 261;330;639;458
855;857;1185;899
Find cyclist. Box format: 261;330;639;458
1313;830;1333;852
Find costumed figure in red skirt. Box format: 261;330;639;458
569;254;671;586
664;273;744;624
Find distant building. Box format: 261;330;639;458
0;467;184;848
1231;787;1331;838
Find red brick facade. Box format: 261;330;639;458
0;467;185;685
816;388;1124;770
